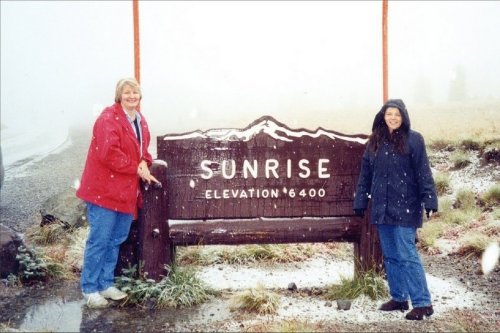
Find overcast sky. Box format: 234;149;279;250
2;1;500;136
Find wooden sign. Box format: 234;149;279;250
118;116;382;280
157;116;368;220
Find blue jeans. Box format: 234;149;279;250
377;224;432;308
80;203;133;294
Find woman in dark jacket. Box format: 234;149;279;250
353;99;438;320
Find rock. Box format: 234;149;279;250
336;299;352;310
0;224;24;278
287;282;297;291
481;147;500;165
325;301;333;307
39;188;87;228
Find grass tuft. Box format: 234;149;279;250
325;270;388;301
442;208;481;226
450;151;471;169
428;139;455;151
483;220;500;237
230;283;280;315
434;172;451;196
419;222;445;251
26;223;70;246
438;197;454;213
455;188;477;210
479;184;500;208
456;233;492;257
117;264;216;308
460;139;484;151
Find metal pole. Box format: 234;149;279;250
133;0;141;83
382;0;388;103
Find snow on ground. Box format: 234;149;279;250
196;257;353;290
189;256;483;327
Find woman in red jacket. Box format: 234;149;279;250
77;78;159;308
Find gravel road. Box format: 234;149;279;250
0;126;90;233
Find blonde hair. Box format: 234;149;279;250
114;78;142;103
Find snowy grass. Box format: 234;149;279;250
480;184;500;208
419;221;446;251
434;172;451;195
230;283;280;315
325;269;388;301
456;233;492;257
455;188;477;210
177;243;315;265
26;223;69;246
451;150;472;169
115;264;217;308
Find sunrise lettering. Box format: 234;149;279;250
200;159;331;180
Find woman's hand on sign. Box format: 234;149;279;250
137;160;160;185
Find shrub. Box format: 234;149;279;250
5;274;21;287
16;246;67;282
230;283;280;315
325;270;388;301
434;172;451;196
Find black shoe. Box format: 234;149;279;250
405;306;434;320
379;299;409;312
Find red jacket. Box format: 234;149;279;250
77;103;153;215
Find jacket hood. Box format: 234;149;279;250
372;99;411;133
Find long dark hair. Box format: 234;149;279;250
367;106;409;155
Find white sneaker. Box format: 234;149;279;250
83;292;109;308
99;286;128;300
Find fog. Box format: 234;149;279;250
1;1;499;149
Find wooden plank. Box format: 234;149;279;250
169;217;362;245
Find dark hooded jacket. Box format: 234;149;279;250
353;99;438;228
